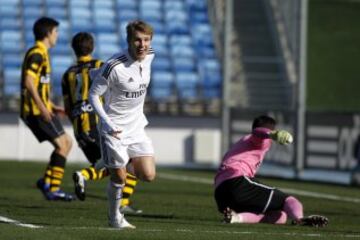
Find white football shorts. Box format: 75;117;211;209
100;130;154;169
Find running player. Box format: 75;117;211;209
62;32;142;213
20;17;73;201
214;115;328;227
89;20;156;229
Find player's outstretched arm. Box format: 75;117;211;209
269;130;293;145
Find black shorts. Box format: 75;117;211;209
22;115;65;142
76;129;101;164
214;176;288;214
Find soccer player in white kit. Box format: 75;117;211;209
89;20;156;229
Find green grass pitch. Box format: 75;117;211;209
0;160;360;240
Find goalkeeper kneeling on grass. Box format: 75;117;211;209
214;115;328;227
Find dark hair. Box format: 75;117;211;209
71;32;94;57
126;20;153;43
252;115;276;130
33;17;59;41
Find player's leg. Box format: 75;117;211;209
284;196;328;227
128;133;156;182
45;132;73;200
29;116;74;201
216;176;287;224
131;156;156;182
120;171;143;214
223;207;287;224
73;140;109;200
101;134;135;229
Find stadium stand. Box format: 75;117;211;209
0;0;222;115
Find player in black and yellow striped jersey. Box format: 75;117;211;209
20;17;74;201
62;32;142;213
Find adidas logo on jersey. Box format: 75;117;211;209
128;77;134;83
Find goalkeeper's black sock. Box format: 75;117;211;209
121;173;138;207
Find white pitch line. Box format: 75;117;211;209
158;173;360;204
0;216;43;229
56;226;360;238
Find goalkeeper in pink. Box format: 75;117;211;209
214;115;328;227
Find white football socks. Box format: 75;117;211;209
107;181;124;221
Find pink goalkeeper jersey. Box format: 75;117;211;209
214;127;272;188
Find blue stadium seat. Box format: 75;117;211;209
170;45;194;58
51;55;74;85
3;67;21;96
0;18;22;31
148;20;165;34
152;71;174;87
1;54;23;68
151;43;168;57
191;23;214;47
166;21;189;34
175;72;199;99
150;71;174;100
0;0;20;5
0;31;24;54
118;9;138;22
97;33;119;45
140;9;163;22
69;0;91;8
198;58;222;99
139;0;162;11
94;8;115;21
164;0;184;11
23;7;44;18
97;44;121;60
195;45;216;58
0;6;20;17
94;0;113;9
173;57;196;72
71;19;93;33
57;19;70;39
22;0;43;7
151;33;168;56
45;0;66;7
185;0;207;11
169;34;192;46
116;0;138;9
152;57;171;71
50;42;71;55
47;7;67;19
152;33;168;46
95;19;116;33
165;10;188;22
189;10;209;23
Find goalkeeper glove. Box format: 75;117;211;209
269;130;293;145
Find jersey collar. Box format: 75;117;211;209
126;49;143;67
35;41;48;51
78;55;92;63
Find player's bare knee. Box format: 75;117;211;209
140;171;156;182
109;168;127;184
64;134;73;151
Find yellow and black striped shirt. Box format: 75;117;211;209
20;41;52;118
62;56;103;137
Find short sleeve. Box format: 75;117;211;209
25;53;43;77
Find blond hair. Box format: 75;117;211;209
126;20;153;43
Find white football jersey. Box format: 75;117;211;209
89;48;154;142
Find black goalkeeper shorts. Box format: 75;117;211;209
214;176;288;214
